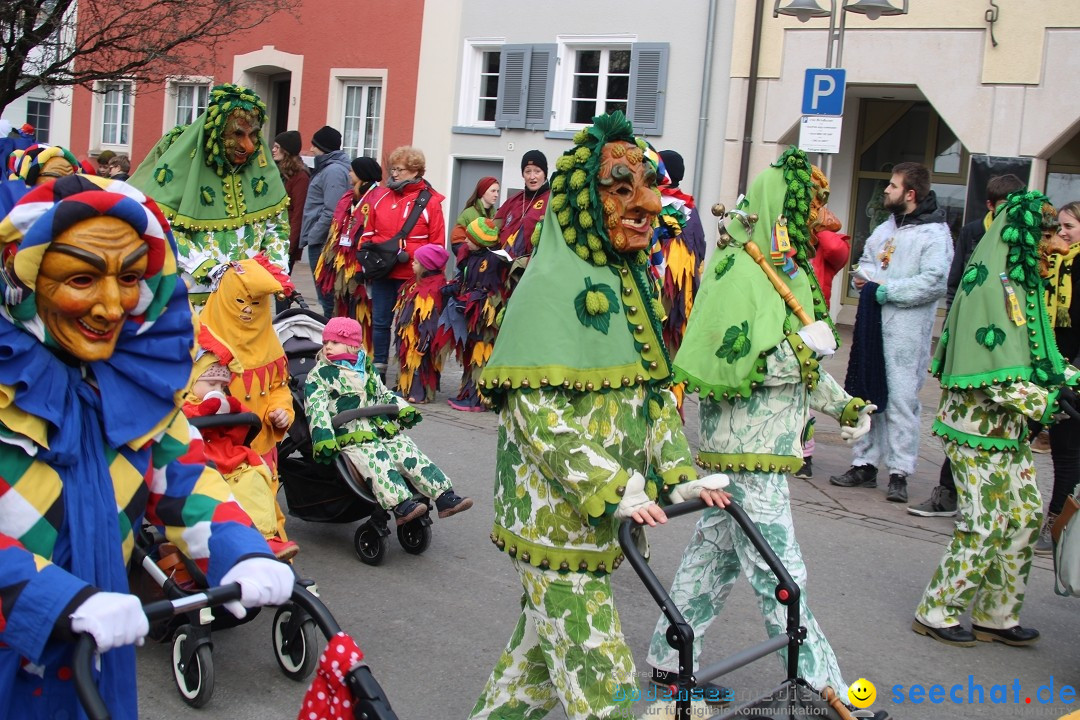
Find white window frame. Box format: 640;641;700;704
328;69;387;161
25;98;52;144
164;76;213;132
552;35;636;132
90;80;135;153
458;38;504;128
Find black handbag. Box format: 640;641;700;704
356;188;431;281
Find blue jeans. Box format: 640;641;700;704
308;243;334;317
370;277;403;366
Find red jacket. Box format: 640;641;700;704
810;229;850;309
360;180;446;281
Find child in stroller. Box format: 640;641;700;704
305;317;473;526
182;352;299;561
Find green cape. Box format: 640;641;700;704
932;190;1067;390
673;148;832;398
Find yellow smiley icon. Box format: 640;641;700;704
848;678;876;709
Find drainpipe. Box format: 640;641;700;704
737;0;766;196
691;0;718;197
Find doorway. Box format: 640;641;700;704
449;158;504;234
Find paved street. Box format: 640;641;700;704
134;269;1080;720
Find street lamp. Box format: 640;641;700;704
773;0;909;67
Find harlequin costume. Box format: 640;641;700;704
0;144;82;217
646;148;868;698
197;256;294;540
435;217;509;411
914;192;1076;642
469;113;700;720
0;175;273;719
128;84;290;302
393;244;450;403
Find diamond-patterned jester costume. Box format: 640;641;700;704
916;190;1077;633
128;84;290;302
469;112;697;720
647;148;867;700
0;175;272;720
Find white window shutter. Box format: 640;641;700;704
524;44;557;131
627;43;669;135
495;45;530;129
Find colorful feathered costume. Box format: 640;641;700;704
0;175;272;719
394;268;449;403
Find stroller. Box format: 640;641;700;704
620;499;889;720
274;302;435;566
74;581;398;720
129;411;319;709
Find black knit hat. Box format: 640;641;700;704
520;149;547;176
351;156;382;182
274;130;301;157
311;125;342;153
659;150;685;188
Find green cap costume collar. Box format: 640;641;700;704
672;147;833;398
128;84;287;234
932;190;1067;390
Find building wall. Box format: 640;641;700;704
68;0;426;171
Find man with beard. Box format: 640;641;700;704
468;112;730;720
831;162;952;504
128;84;290;302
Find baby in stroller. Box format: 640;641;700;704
305;317;473;525
183;352;300;561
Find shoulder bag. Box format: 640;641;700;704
356;187;432;281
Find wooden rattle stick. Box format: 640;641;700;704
742;240;814;326
821;687;857;720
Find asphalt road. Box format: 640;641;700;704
131;269;1080;720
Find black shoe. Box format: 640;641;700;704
434;490;474;519
651;668;733;705
886;474;908;503
972;624;1040;646
829;464;877;488
792;457;813;479
907;486;957;517
393;499;428;526
911;618;976;647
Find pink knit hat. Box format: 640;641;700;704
414;243;450;272
322;316;363;347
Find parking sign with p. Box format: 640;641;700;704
802;68;846;116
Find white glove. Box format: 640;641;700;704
614;472;655;520
796;320;837;357
219;557;295;619
70;591;149;652
839;404;877;444
668;473;730;504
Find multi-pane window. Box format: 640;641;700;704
175;83;209;126
477;51;500;123
101;82;132;146
26;100;51;144
342;83;382;159
570;48;630;124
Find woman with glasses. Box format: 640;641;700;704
358;146;446;382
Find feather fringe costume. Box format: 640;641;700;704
315;184;378;352
394;271;449;403
656;186;706;357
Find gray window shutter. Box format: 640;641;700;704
495;45;530;129
524;44;557;131
627;43;669;135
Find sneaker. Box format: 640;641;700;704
1035;511;1058;555
886;474;908;503
651;668;733;706
393;499;428;526
829;464;878;488
434;490;474;519
267;538;300;561
792;457;813;480
907;486;957;517
1031;429;1051;453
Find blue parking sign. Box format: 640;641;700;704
802;69;846;116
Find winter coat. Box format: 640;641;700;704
300;151;351;250
359;180;446;282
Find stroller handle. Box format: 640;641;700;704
188;411;263;446
618;499;803;708
74;582;399;720
332;405;402;429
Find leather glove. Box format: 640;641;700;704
70;591;149;652
1058;386;1080;422
796;320;837;357
839;403;877;444
668;473;730;504
614;471;655;520
220;557;295;619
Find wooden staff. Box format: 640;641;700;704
821;687;858;720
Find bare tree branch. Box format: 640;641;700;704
0;0;299;111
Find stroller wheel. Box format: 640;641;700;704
172;625;214;708
353;522;388;565
397;518;432;555
271;604;319;680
